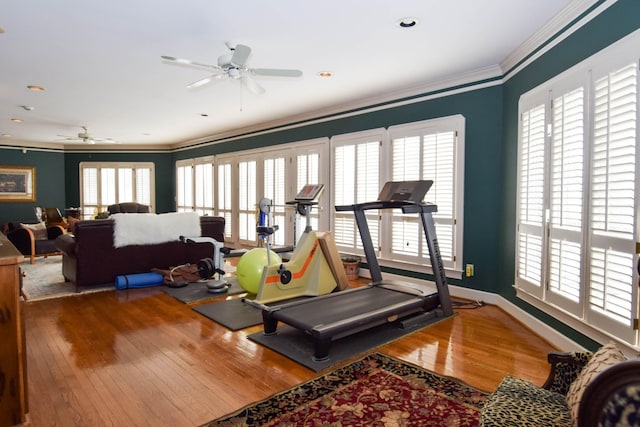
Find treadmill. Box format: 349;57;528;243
260;180;454;361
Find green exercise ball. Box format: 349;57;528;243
236;248;281;294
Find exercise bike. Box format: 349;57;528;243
245;184;349;305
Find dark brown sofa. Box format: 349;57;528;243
55;216;225;289
107;202;151;215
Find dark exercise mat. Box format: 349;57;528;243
193;295;312;331
248;317;442;372
163;276;245;304
193;297;263;331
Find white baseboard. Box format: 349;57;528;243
372;269;585;352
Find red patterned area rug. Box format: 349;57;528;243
203;352;488;426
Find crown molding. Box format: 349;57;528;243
171;64;503;151
500;0;612;76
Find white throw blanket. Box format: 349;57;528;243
112;212;201;248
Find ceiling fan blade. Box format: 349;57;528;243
161;55;221;72
251;68;303;78
241;75;265;95
186;73;224;89
231;44;251;67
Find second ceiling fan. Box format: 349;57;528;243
161;42;303;95
57;126;116;144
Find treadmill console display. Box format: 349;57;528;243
376;180;433;203
295;184;324;201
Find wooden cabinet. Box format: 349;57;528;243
0;233;28;426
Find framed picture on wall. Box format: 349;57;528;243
0;165;35;202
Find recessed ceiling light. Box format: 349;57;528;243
11;118;23;123
397;17;419;28
2;133;11;137
318;71;332;77
27;85;45;92
201;113;209;117
0;27;5;34
21;105;35;111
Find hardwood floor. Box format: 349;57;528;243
24;286;556;426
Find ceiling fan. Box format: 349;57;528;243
57;126;116;145
161;42;303;95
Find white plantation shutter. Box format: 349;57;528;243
118;168;133;203
588;62;638;341
263;156;286;246
101;168;116;206
194;162;214;216
332;130;382;255
176;163;192;211
388;117;462;271
516;33;640;347
390;135;421;257
333;144;355;247
238;159;257;243
136;168;151;206
82;167;98;219
296;151;322;236
547;87;585;311
217;162;233;240
516;103;546;293
422;131;456;264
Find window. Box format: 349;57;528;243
331;116;465;277
238;157;257;244
263;154;286;246
80;162;154;219
332;129;383;254
516;33;639;346
175;139;328;247
217;161;233;240
176;157;215;215
388;116;464;271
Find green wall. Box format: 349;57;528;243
174;85;505;293
0;147;66;225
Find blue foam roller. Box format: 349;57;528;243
115;272;164;290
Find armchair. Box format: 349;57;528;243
44;207;68;229
5;221;65;264
480;342;640;427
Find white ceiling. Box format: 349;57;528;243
1;0;588;150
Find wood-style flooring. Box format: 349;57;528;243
24;285;556;426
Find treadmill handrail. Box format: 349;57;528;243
335;200;437;213
375;282;429;297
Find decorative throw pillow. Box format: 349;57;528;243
566;341;626;426
21;222;48;240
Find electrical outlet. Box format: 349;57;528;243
465;264;474;277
